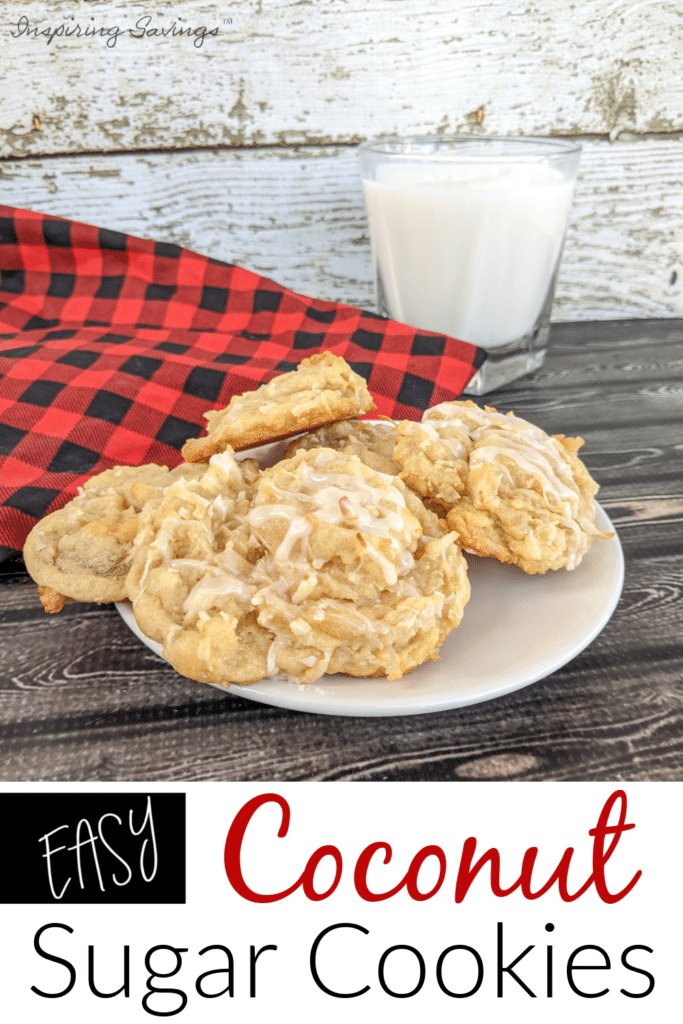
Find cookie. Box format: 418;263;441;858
126;449;266;685
23;461;210;611
248;448;469;682
181;352;376;462
128;447;470;687
393;400;612;573
284;417;400;476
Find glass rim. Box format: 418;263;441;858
358;134;582;161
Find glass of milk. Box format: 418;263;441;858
358;136;581;395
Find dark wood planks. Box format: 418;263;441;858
1;319;682;782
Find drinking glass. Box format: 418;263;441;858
358;135;581;395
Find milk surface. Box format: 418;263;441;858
363;161;575;348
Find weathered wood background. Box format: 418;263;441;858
1;0;682;321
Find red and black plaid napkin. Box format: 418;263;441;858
0;204;483;564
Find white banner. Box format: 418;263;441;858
1;781;677;1022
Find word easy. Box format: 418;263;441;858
39;796;157;899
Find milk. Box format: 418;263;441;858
363;161;575;348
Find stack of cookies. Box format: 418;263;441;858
23;351;610;689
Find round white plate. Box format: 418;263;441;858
116;504;623;717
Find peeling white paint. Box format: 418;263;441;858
1;140;681;320
2;0;683;157
1;0;682;321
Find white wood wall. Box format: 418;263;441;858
1;0;682;322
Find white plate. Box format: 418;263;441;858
116;503;623;718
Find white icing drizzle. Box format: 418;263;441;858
419;419;470;459
183;572;256;615
247;452;416;586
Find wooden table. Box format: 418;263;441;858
1;318;682;782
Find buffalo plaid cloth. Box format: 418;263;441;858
0;205;483;564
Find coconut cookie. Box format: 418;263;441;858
181;352;376;462
246;448;470;684
127;447;470;688
125;449;267;686
394;401;612;574
284;417;400;476
23;461;210;612
393;401;490;510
